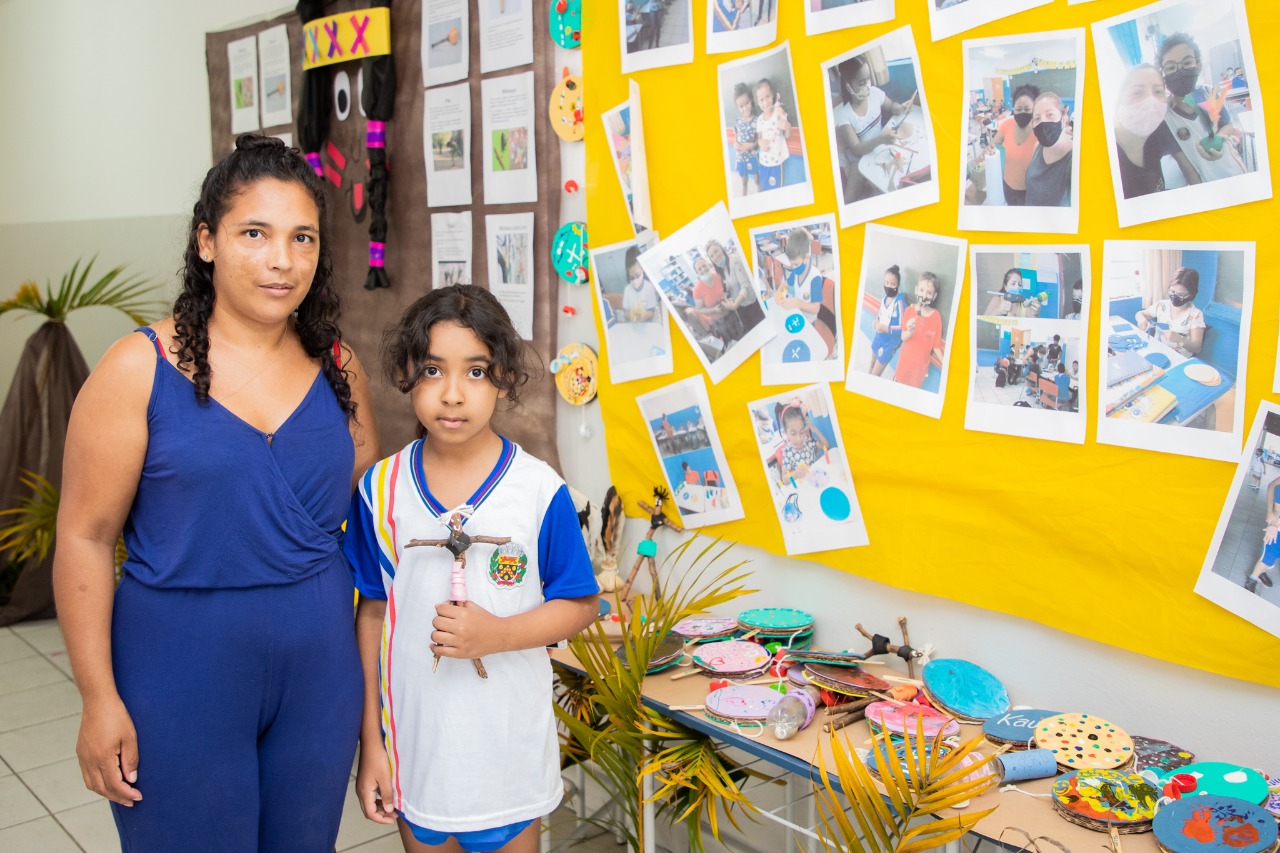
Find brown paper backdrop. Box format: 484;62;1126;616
205;0;562;469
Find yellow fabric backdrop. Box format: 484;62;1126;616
584;1;1279;688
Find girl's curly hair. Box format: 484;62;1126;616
174;133;356;420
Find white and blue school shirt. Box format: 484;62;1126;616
344;437;598;833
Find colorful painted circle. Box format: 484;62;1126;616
1051;770;1158;825
548;72;584;142
819;487;851;521
552;343;597;405
1153;795;1277;853
549;0;583;49
551;221;588;283
1033;713;1134;771
785;313;806;334
921;659;1010;721
782;340;811;363
1159;762;1269;804
738;607;814;632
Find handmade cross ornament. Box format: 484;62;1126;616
617;487;683;607
854;618;923;679
406;510;511;679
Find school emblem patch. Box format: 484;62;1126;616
489;542;528;589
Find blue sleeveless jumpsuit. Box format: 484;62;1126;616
110;329;363;851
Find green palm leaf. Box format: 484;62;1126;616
0;256;164;325
0;471;60;563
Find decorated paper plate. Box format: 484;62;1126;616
548;0;582;49
704;684;784;725
866;700;960;740
1033;713;1135;771
1051;769;1159;833
691;639;772;677
982;708;1059;749
1158;762;1270;805
1152;796;1278;853
1264;776;1280;821
920;659;1010;722
616;634;684;674
551;221;588;284
672;616;738;642
1131;736;1196;774
737;607;815;636
867;740;952;788
787;664;811;688
548;69;584;142
784;649;867;667
1184;363;1222;386
803;662;891;698
551;343;597;405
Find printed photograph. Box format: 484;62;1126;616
494;230;530;285
234;76;256;109
637;204;773;384
708;0;777;54
427;18;464;68
263;73;287;114
748;214;844;385
928;0;1052;42
491;127;528;171
805;0;894;38
845;225;967;419
590;232;674;384
1097;240;1253;462
717;43;814;219
1196;403;1280;639
621;0;694;74
821;27;939;229
431;130;465;171
1093;0;1269;226
636;375;744;528
746;383;869;555
958;31;1086;234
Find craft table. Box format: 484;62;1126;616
1107;315;1233;426
857;105;931;195
553;648;1163;853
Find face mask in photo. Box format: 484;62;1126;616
1013;112;1033;128
1118;97;1169;137
1164;68;1199;98
1033;119;1063;148
1169;292;1191;308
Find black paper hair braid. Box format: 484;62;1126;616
173;134;357;422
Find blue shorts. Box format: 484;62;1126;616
736;156;757;178
403;815;535;852
1261;536;1280;568
758;163;783;190
871;332;902;366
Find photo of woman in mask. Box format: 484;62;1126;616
987;84;1040;206
1134;265;1205;357
1024;92;1074;207
983;267;1042;318
1114;64;1203;198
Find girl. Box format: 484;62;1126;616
777;402;827;482
56;135;379;851
754;77;791;192
346;285;599;853
869;264;906;376
833;56;916;203
731;83;759;196
895;272;944;389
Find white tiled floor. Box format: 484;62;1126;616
0;619;623;852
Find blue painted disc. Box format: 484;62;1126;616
819;487;851;521
785;313;806;334
782;340;810;363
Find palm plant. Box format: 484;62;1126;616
0;257;164;324
0;471;59;565
814;720;1001;853
555;536;759;852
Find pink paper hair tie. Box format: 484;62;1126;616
366;120;386;148
369;241;386;267
304;151;323;176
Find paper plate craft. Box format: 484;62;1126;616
691;640;772;678
704;684;783;726
550;343;597;406
551;221;588;284
1052;770;1159;833
738;607;815;637
920;659;1010;723
1032;713;1135;771
616;634;684;674
982;708;1059;749
1152;796;1278;853
803;662;891;698
1158;763;1270;805
1264;777;1280;821
866;700;960;740
672;615;738;642
548;0;582;49
1184;362;1222;386
866;740;952;788
548;68;584;142
787;664;811;688
1131;736;1196;774
784;649;868;667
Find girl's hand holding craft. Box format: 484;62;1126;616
356;742;397;824
77;694;142;807
433;600;506;660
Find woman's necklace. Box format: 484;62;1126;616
215;329;290;400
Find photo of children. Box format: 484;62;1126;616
637;375;744;528
966;248;1089;444
958;31;1086;234
748;214;844;385
1097;241;1253;462
636;202;774;384
432;130;465;171
846;225;967;419
805;0;894;38
1094;0;1270;227
1196;403;1280;640
928;0;1052;43
621;0;694;74
491;128;528;171
717;43;815;220
821;27;938;229
603;81;653;236
746;384;869;554
590;232;674;384
707;0;777;54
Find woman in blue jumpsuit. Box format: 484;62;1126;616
54;135;380;851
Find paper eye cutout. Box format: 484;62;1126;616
333;70;352;121
356;67;366;117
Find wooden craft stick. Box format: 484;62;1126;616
898;616;915;680
668;704;705;712
823;710;866;733
670;667;706;681
738;628;760;640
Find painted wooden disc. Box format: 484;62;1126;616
866;700;960;739
705;684;783;722
920;659;1010;722
1033;713;1134;771
982;708;1059;746
737;607;814;634
692;639;770;675
1153;795;1278;853
672;615;738;639
1131;735;1196;774
1051;769;1159;826
1159;762;1269;804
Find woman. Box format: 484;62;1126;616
1135;266;1206;356
986;84;1040;206
705;238;764;333
983;268;1041;318
55;135;379;851
1024;92;1074;207
895;272;944;389
833;56;916;202
1114;64;1201;198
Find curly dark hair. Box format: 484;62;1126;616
382;284;535;407
174;133;355;420
1011;84;1041;107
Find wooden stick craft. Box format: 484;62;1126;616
406;510;511;679
617;486;684;610
854;619;923;679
